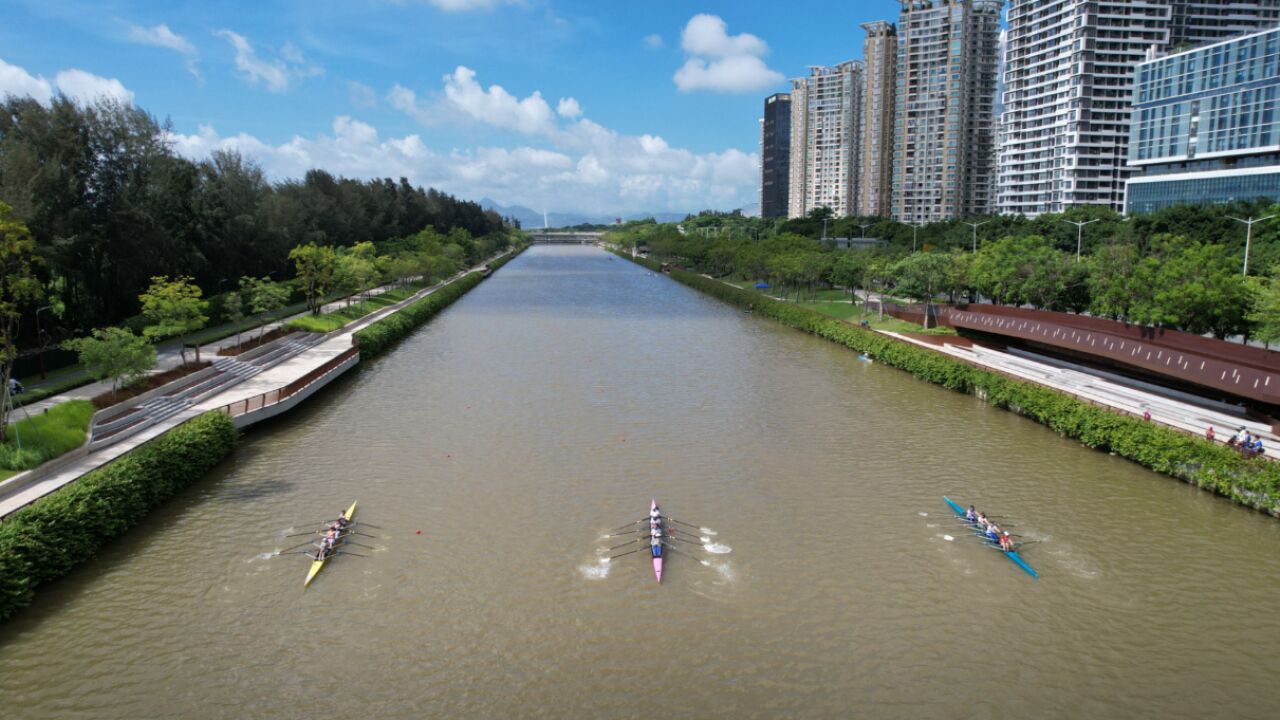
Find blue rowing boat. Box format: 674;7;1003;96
943;496;1039;579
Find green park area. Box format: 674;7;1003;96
0;400;94;481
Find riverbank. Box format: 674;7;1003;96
618;251;1280;517
0;249;525;621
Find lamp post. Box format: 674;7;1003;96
34;305;51;380
856;223;873;240
1228;215;1275;276
904;221;921;252
822;218;829;242
961;220;991;253
1062;218;1100;262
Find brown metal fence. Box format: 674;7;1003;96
216;345;359;418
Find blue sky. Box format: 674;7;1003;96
0;0;905;215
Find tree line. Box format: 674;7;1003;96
0;95;513;337
610;206;1280;345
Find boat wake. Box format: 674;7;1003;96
918;511;928;517
579;559;611;579
703;542;732;554
700;527;717;536
943;535;955;541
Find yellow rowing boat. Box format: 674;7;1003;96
304;501;357;587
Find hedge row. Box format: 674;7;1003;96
353;251;520;359
0;411;238;620
622;253;1280;516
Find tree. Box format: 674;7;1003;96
139;276;209;366
831;253;865;305
0;202;43;441
289;243;338;315
63;327;156;399
1087;242;1141;321
1247;266;1280;348
890;252;953;328
1129;235;1250;338
241;276;290;340
221;291;246;346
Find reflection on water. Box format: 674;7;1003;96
1;246;1278;719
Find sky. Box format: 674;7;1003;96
0;0;905;215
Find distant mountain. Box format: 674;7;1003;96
479;198;689;229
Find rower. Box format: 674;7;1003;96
329;511;350;534
965;506;977;522
650;535;662;558
999;531;1014;552
986;523;1000;542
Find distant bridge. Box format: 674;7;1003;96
529;231;603;245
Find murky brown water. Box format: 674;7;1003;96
2;245;1278;719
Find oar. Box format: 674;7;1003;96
279;540;318;552
609;519;645;532
335;551;367;558
667;535;704;546
286;530;322;538
609;548;644;560
609;538;643;551
341;541;374;550
348;532;377;539
662;516;702;530
662;544;711;566
353;522;383;529
603;529;644;538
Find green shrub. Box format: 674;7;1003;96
0;412;237;620
0;400;95;471
353;251;518;359
619;252;1280;516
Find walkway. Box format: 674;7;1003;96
884;331;1279;450
0;262;498;520
14;278;424;416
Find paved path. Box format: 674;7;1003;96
883;331;1279;450
13;278;426;416
0;262;497;520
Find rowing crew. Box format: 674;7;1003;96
649;505;664;558
315;510;352;559
964;505;1014;552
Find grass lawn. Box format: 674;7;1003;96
286;284;425;333
0;400;95;472
715;275;952;335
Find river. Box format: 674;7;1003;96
2;245;1278;719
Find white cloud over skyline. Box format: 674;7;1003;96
673;14;783;94
0;54;757;215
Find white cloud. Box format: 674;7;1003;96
127;23;200;79
644;34;663;48
0;58;134;105
347;80;378;108
442;66;557;135
556;97;581;119
379;67;758;212
424;0;508;11
215;30;321;93
672;14;782;93
0;57;53;104
54;69;135;104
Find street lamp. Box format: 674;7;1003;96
856;223;873;240
822;218;829;242
961;220;991;253
903;220;921;252
1061;218;1100;262
1228;215;1275;276
34;305;52;380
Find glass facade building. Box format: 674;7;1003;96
1127;25;1280;214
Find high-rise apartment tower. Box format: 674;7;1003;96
788;62;864;219
760;93;792;219
998;0;1280;218
860;21;897;218
892;0;1002;223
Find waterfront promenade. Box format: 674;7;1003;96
0;262;497;520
